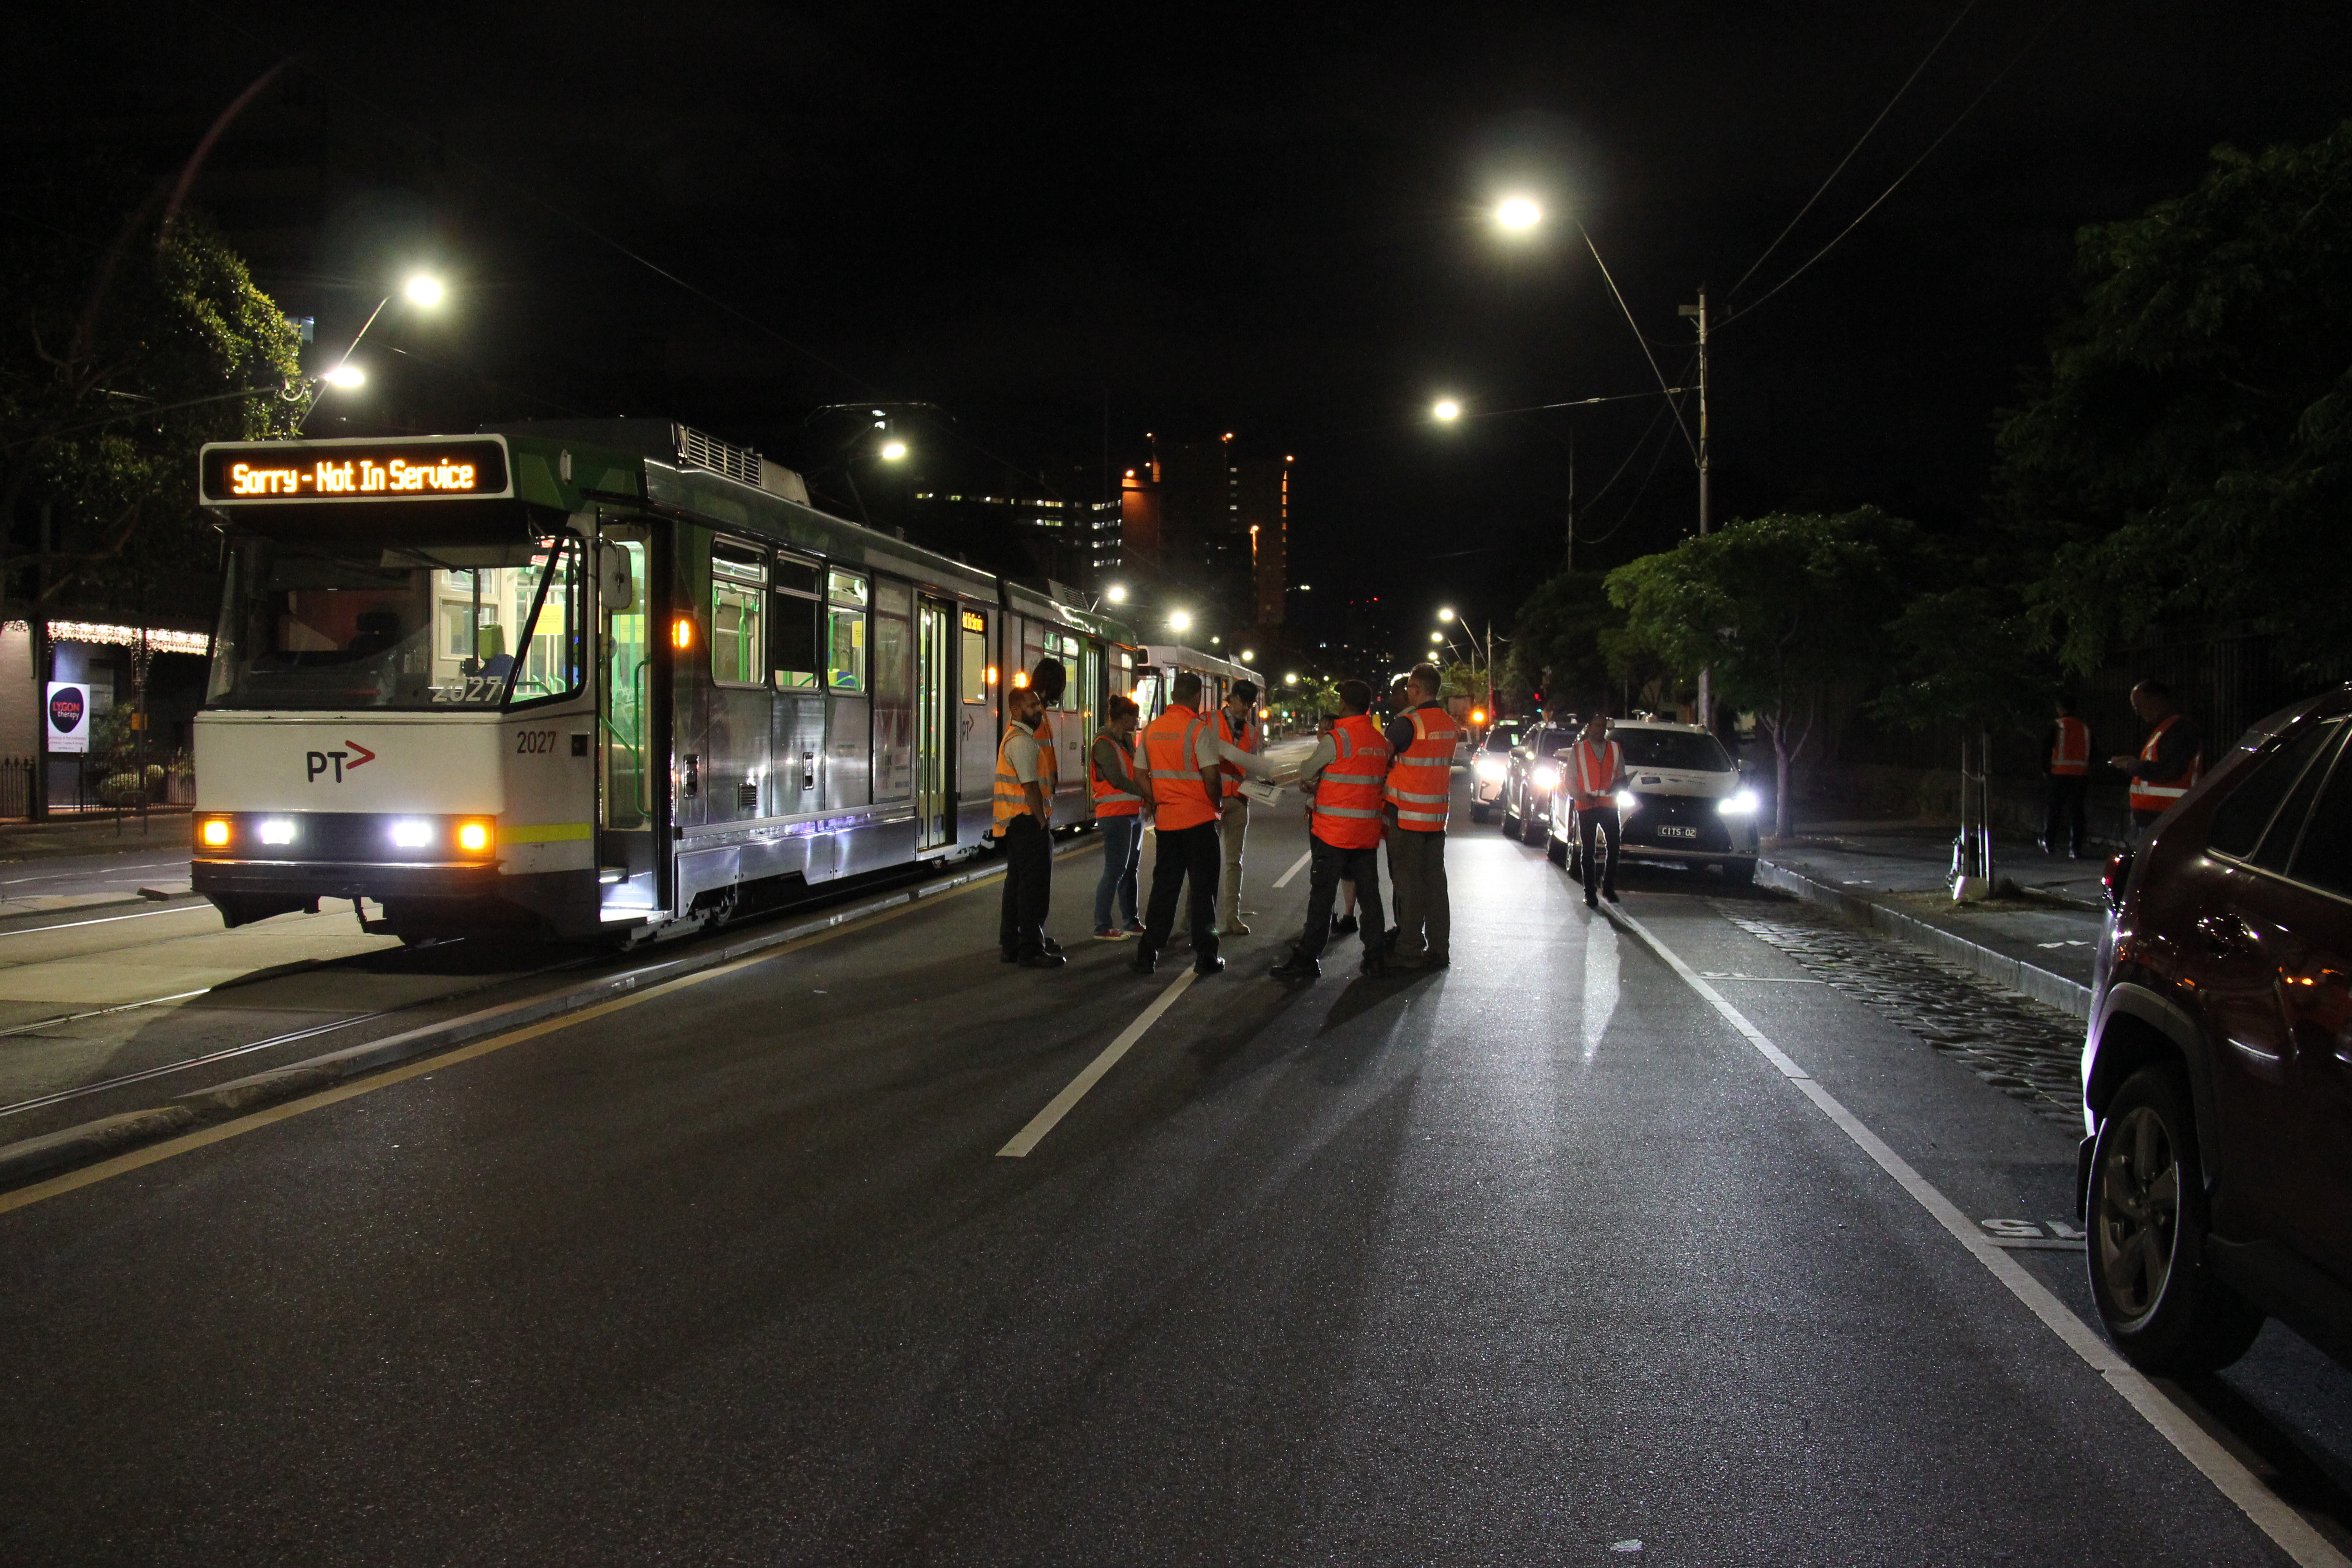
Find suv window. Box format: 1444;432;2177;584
2289;745;2352;897
1619;730;1733;772
2209;720;2342;859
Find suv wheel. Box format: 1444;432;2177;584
1501;785;1520;834
2085;1066;2264;1373
1520;799;1548;846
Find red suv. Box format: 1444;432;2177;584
2082;683;2352;1372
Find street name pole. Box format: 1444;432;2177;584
1680;288;1711;728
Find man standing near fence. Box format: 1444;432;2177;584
2043;696;2090;858
2111;680;2202;833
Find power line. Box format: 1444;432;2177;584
1722;2;2071;331
1728;0;1980;298
1580;225;1698;460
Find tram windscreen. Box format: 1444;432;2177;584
206;532;585;710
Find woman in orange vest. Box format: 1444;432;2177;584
1564;712;1626;909
1090;695;1146;939
2043;696;2091;858
1271;678;1392;981
2109;679;2203;832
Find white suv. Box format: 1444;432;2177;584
1543;720;1761;886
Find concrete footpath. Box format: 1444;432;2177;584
1759;817;2107;1019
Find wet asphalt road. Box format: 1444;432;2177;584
1;793;2346;1565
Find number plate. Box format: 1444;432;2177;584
1657;824;1698;839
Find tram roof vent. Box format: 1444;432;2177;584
672;423;806;503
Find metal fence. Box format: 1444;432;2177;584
0;759;29;819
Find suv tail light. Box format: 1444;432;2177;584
2102;851;2135;914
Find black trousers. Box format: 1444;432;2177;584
997;813;1053;958
1578;805;1621;899
2043;774;2087;855
1296;835;1386;961
1142;821;1222;964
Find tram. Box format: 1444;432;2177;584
188;420;1258;944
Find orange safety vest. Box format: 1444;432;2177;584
991;715;1052;837
1311;714;1391;849
1090;730;1142;818
1215;706;1261;802
1385;703;1461;832
1140;703;1218;833
2128;715;2201;815
2050;715;2090;778
1568;737;1623;807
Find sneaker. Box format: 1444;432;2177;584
1041;935;1065;956
1332;914;1359;936
1131;946;1158;975
1094;926;1132;941
1123;920;1147;936
1268;955;1320;982
1221;919;1252;936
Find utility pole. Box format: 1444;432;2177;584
1680;287;1712;729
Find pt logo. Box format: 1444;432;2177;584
306;740;377;783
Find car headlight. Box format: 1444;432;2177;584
1717;789;1760;816
1613;789;1638;812
1475;758;1506;783
1533;765;1561;791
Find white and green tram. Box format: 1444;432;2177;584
190;421;1181;944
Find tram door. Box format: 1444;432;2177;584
916;600;952;848
596;530;658;913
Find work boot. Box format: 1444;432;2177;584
1268;953;1320;982
1332;913;1358;936
1019;950;1068;969
1602;886;1620;904
1131;945;1158;975
1041;935;1065;956
1194;955;1226;977
1359;951;1387;979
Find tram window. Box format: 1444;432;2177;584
711;583;764;685
827;570;867;692
507;539;585;704
772;553;821;689
960;609;988;703
773;556;821;597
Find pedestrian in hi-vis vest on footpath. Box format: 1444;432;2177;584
1215;679;1263;936
1566;712;1626;909
2110;679;2202;832
1383;662;1459;969
2043;695;2091;858
1270;679;1392;982
994;660;1065;968
1132;671;1279;978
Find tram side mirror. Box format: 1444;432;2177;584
598;542;635;614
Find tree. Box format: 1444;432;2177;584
1502;569;1618;712
0;162;302;622
1607;509;1914;838
1995;121;2352;678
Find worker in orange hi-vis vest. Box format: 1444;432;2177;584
993;677;1062;968
2043;695;2092;858
1269;678;1392;982
1213;678;1264;935
1381;662;1461;969
2110;678;2203;833
1131;670;1282;978
1565;712;1627;910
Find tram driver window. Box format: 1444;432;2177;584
827;570;868;692
960;609;988;703
772;554;821;689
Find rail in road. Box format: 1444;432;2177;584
0;779;2347;1564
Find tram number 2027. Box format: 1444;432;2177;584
514;730;559;755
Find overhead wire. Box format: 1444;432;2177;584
1580;225;1698;461
1728;0;1981;299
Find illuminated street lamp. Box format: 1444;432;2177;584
322;364;365;389
1439;607;1455;622
1429;631;1444;644
402;273;445;307
1432;397;1462;423
1495;196;1543;232
304;269;446;430
879;440;908;461
1105;584;1128;604
1240;648;1254;662
1169;610;1192;634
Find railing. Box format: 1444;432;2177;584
0;758;29;819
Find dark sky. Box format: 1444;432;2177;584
20;1;2352;643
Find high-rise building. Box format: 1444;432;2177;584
1119;435;1289;642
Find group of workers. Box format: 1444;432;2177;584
2042;678;2204;854
990;656;1463;982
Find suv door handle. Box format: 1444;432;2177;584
2197;912;2257;954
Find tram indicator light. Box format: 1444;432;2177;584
671;615;695;650
456;820;494;854
198;436;512;504
197;817;231;848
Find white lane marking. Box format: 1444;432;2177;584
0;903;215;939
1581;914;1618;1063
997;969;1198;1158
1603;902;2352;1568
1271;850;1312;890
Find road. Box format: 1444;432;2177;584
3;785;2348;1564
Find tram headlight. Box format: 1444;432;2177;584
390;819;433;849
455;819;494;854
197;817;232;848
257;818;296;846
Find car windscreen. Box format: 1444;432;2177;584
207;531;585;711
1484;724;1524;751
1619;729;1733;772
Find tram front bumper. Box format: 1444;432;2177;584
193;859;505;900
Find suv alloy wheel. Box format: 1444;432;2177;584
2085;1065;2265;1372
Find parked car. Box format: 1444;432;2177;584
1543;720;1760;884
2081;684;2352;1374
1498;720;1580;843
1468;719;1526;822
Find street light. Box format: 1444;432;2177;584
1240;648;1254;662
1169;610;1192;634
1429;631;1443;644
1283;671;1298;686
304;269;445;430
1495;196;1543;231
1432;397;1462;423
879;440;908;461
1439;607;1455;622
1105;584;1128;604
403;273;445;307
322;364;365;389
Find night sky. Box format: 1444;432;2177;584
18;1;2352;646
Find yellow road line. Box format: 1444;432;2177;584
0;879;983;1217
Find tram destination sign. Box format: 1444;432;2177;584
199;436;512;505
